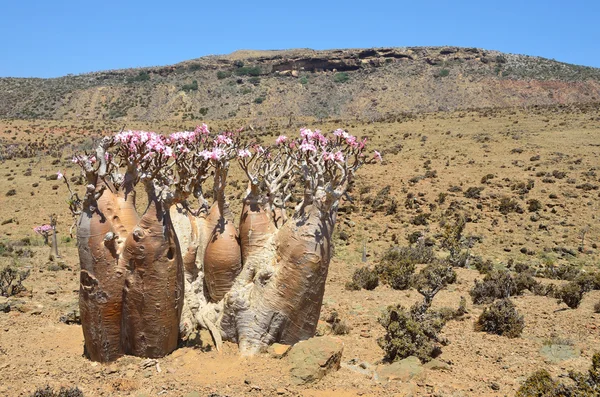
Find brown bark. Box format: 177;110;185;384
78;183;124;362
120;190;184;358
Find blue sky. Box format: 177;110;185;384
1;0;598;78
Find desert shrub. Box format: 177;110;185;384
253;96;265;104
498;197;523;214
407;231;422;245
0;265;30;297
559;282;585;309
515;370;561;397
517;352;600;396
470;270;535;304
540;264;581;281
437;69;450;78
594;301;600;313
376;258;415;290
235;66;261;76
30;385;84;397
413;262;457;300
371;185;391;212
411;213;430;226
181;80;198;92
345;266;379;291
325;311;351;335
471;256;494;274
6;189;16;196
464;186;484;199
216;70;231;79
439;215;470;267
475;299;524;338
333;72;349;83
527;199;543;212
481;174;495;184
378;304;447;363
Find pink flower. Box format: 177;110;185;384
333;128;345;137
374;150;382;162
194;124;210;135
56;171;63;180
334;151;345;162
275;135;288;145
238;149;252;158
210;148;225;161
255;145;265;154
322;152;335;161
300;141;317;152
215;134;233;146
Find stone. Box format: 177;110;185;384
423;359;450;371
60;306;81;324
377;356;424;382
268;343;291;358
286;336;344;385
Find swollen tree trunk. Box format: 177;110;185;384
120;188;184;358
220;201;335;355
78;181;124;362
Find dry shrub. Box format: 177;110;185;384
475;299;524;338
375;243;435;290
517;352;600;396
31;386;84;397
0;265;30;297
325;311;351;335
345;266;379;291
470;270;536;304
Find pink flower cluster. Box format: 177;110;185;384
199;148;226;161
33;224;52;235
322;151;345;163
114;130;173;159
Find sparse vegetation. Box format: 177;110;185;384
345;266;379;291
0;265;29;297
475;298;524;338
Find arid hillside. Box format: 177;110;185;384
1;47;600;122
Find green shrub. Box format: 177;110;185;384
470;270;536;304
181;80;198;92
499;197;523;215
216;70;232;79
345;266;379;291
437;69;450;78
559;282;584;309
300;76;308;85
126;71;150;83
464;186;484;199
333;72;349;83
253;96;265;104
235;66;261;76
517;352;600;396
475;299;524;338
248;76;261;85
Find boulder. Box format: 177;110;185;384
377;356;424;382
286;336;344;385
268;343;291;359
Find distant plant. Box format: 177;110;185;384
30;385;84;397
325;311;351;335
300;76;309;85
235;66;261;76
333;72;349;83
470;270;537;304
375;243;435;290
464;186;484;199
253;96;265;104
181;80;198;92
0;265;30;297
498;197;523;215
437;69;450;78
517;352;600;396
475;298;524;338
378;263;462;363
126;71;150;83
216;70;232;79
248;76;261;86
345;266;379;291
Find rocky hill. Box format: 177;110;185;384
1;47;600;121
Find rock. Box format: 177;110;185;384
540;344;580;363
268;343;291;358
315;320;332;336
423;359;450;371
60;306;81;324
291;70;299;78
377;356;424;382
286;336;344;385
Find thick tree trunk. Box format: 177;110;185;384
220;204;334;355
78;184;124;362
120;192;184;358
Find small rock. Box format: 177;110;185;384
46;290;57;295
377;356;424;382
287;336;344;385
268;343;291;358
490;382;500;391
60;307;81;324
423;359;450;371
